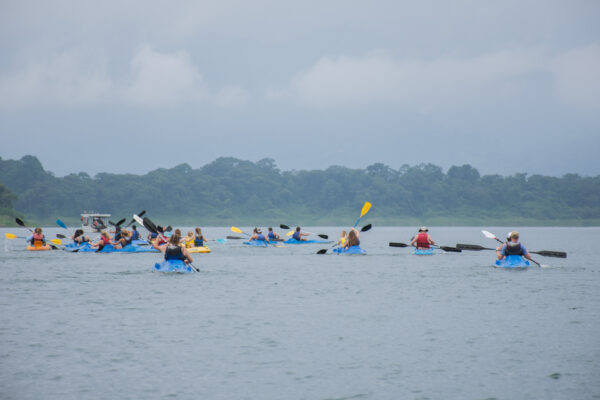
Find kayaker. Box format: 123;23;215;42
28;227;47;247
496;232;512;252
113;229;133;249
91;231;112;250
292;227;309;241
71;229;90;245
336;230;347;247
130;225;140;241
113;225;122;242
250;228;269;243
194;228;207;247
267;227;280;241
497;231;533;261
153;233;193;264
344;228;360;249
410;226;435;249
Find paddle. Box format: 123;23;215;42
354;201;372;228
56;218;73;234
389;242;461;252
281;224;329;240
144;216;199;272
317;224;372;254
109;218;126;227
482;230;547;267
226;236;244;240
457;243;566;258
126;210;145;227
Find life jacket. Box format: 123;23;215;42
131;230;140;240
257;234;266;241
165;245;185;260
101;236;111;245
194;235;204;247
416;232;430;248
150;232;158;239
340;237;346;245
268;232;276;239
114;230;122;241
504;243;524;256
293;231;301;241
31;233;45;247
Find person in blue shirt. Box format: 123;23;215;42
292;227;309;241
250;228;269;243
130;225;140;241
497;231;533;262
267;227;280;241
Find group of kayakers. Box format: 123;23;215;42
22;223;533;265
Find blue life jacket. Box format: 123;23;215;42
194;235;204;247
131;230;140;240
165;245;185;260
257;234;266;241
268;232;276;239
293;231;301;241
150;232;158;239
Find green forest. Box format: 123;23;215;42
1;155;599;226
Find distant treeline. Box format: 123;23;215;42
0;155;599;226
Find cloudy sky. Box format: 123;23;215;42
1;0;599;176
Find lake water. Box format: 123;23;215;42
1;226;598;400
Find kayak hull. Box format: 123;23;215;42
414;247;434;255
284;238;333;244
154;260;194;273
333;245;367;255
494;255;531;268
187;246;211;253
243;240;269;247
26;244;52;251
70;243;159;253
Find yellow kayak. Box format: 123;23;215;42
26;244;52;251
186;246;211;254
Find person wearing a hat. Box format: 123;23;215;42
410;226;436;249
497;231;532;261
249;228;269;243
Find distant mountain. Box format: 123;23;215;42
1;155;599;226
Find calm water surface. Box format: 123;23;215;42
1;226;598;400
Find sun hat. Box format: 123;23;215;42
419;226;428;232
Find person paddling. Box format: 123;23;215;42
193;228;207;247
28;227;47;248
153;233;193;264
336;230;347;247
497;231;532;262
91;231;112;250
130;225;140;241
267;227;280;241
410;226;435;249
71;229;90;245
344;228;360;249
292;227;309;242
113;229;133;249
250;228;269;243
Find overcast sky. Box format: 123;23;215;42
1;0;599;177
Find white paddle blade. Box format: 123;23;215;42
133;214;144;226
481;230;497;239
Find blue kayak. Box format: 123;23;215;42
414;247;435;255
333;245;367;255
285;238;333;244
70;243;158;253
243;240;270;247
154;259;194;273
494;255;530;269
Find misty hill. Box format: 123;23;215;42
0;155;599;226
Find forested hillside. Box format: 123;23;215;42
0;155;599;226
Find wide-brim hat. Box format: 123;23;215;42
419;226;428;232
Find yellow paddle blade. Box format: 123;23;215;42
286;230;294;236
50;239;62;245
5;233;17;239
360;202;372;218
231;226;243;234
